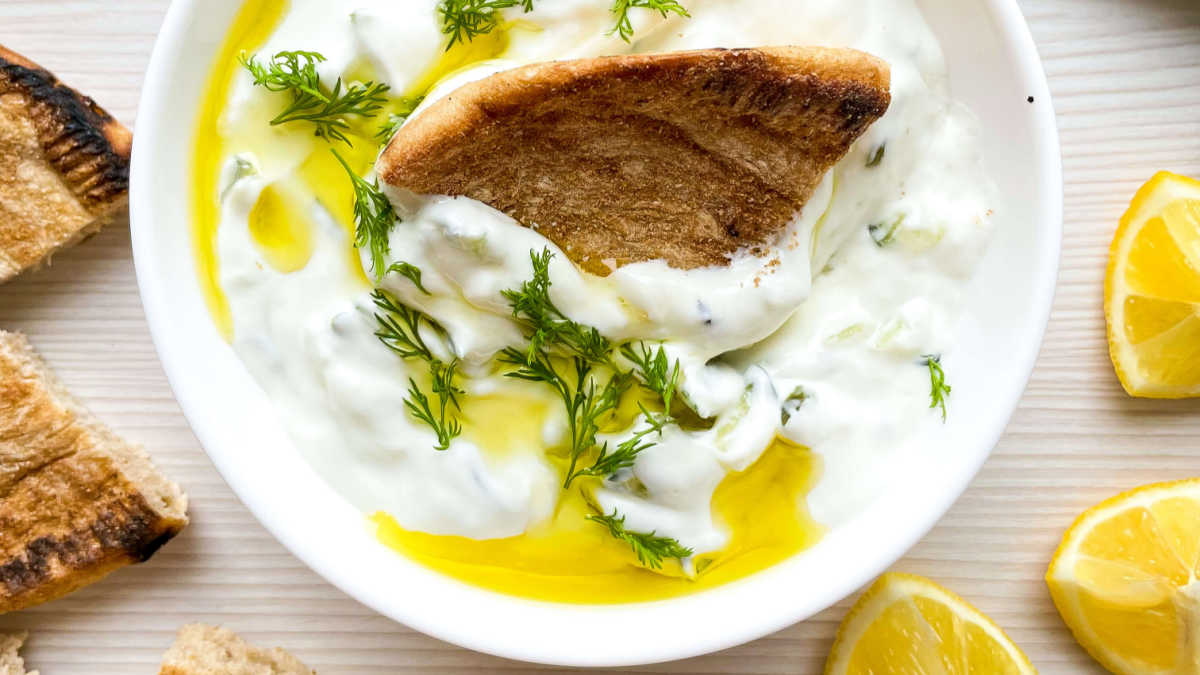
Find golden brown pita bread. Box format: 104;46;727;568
0;331;187;614
0;632;36;675
159;624;314;675
379;46;890;275
0;45;131;283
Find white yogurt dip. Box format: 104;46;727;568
208;0;994;565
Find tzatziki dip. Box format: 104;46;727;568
192;0;994;602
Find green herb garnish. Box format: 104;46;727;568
609;0;690;42
621;342;680;412
500;250;628;486
586;509;692;569
333;149;396;280
240;50;389;146
581;434;655;480
563;341;683;482
868;214;905;247
495;254;712;568
387;261;430;296
922;354;951;422
438;0;534;50
437;0;688;49
501;257;699;487
500;349;631;487
780;386;807;425
502;248;613;366
574;410;669;482
373;289;437;361
866;143;886;167
375;96;426;146
373;289;464;449
404;362;464;451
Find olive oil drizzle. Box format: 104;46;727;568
190;0;288;340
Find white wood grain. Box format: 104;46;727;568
0;0;1198;672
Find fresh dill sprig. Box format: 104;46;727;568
586;509;692;570
554;342;684;483
333;149;396;280
502;248;613;366
387;261;430;295
373;289;464;449
922;354;951;422
620;342;680;413
500;249;643;486
565;372;629;481
375;96;425;146
376;113;408;145
868;214;905;248
438;0;534;50
373;289;437;361
609;0;690;42
403;361;464;450
574;414;665;482
240;50;389;146
500;348;630;487
866;143;886;167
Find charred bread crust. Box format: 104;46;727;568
379;46;890;274
0;331;187;614
0;492;182;612
0;45;130;215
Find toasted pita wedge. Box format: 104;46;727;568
0;45;131;283
0;632;36;675
379;46;889;275
159;624;314;675
0;331;187;614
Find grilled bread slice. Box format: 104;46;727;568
160;624;314;675
0;45;131;283
0;632;36;675
0;331;187;613
379;46;890;275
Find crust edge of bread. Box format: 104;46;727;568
159;624;315;675
0;44;131;283
380;46;891;183
0;45;131;212
0;331;187;615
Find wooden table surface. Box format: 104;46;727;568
1;0;1198;672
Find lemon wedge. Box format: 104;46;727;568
1106;171;1200;398
1047;479;1200;675
825;572;1036;674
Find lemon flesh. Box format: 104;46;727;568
1047;479;1200;675
1106;172;1200;398
826;572;1035;675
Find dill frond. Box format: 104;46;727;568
922;354;951;421
438;0;534;50
586;509;692;569
332;149;396;280
240;50;389;146
609;0;690;43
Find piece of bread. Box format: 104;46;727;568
159;624;314;675
0;632;36;675
0;331;187;613
0;45;131;283
379;46;890;275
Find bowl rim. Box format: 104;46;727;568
130;0;1062;666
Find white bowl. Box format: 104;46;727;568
131;0;1061;667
